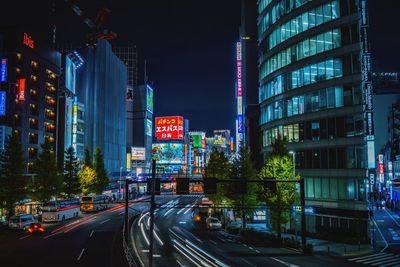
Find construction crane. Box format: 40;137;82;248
64;0;117;44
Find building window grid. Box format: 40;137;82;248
260;29;341;80
260;58;343;104
265;1;340;51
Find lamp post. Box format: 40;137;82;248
119;166;123;200
289;150;298;244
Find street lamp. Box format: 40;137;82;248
119;166;123;200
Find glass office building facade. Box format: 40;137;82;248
258;0;369;236
76;39;127;174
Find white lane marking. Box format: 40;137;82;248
153;254;161;258
384;209;400;228
154;229;164;246
271;257;300;267
77;248;85;261
140;223;150;246
373;219;389;252
241;258;257;267
138;212;149;227
210;240;217;245
177;204;191;215
349;252;386;261
255;249;261;253
43;232;61;239
118;211;124;215
89;230;94;238
99;219;111;225
248;246;254;250
19;235;31;240
141;249;149;253
176;259;184;266
183;203;196;214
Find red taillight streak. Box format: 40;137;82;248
63;217;96;233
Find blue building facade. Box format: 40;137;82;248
76;39;127;173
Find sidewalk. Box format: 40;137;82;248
239;223;373;257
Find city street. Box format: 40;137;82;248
131;194;367;267
0;196;173;267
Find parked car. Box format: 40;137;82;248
206;217;222;230
8;214;37;230
25;223;45;234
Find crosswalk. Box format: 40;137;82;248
348;252;400;266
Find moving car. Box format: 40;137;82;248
8;214;37;230
206;217;222;230
25;223;45;234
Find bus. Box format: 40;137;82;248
80;195;111;212
41;198;80;222
193;197;213;223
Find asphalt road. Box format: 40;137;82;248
132;194;364;267
0;196;173;267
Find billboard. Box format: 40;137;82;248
0;91;6;116
1;58;7;82
192;134;202;148
238;115;244;133
236;42;242;97
131;147;146;161
147;85;153;113
152;143;184;164
17;78;26;102
65;55;77;94
146;119;152;137
155;116;184;140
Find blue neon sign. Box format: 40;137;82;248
0;91;6;116
238;115;244;133
1;58;7;82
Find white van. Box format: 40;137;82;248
8;214;37;230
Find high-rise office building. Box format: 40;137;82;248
113;46;138;100
0;28;61;173
258;0;371;237
75;39;127;173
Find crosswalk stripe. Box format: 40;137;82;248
375;258;400;267
362;255;397;264
349;253;386;261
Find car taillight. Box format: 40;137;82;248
34;225;38;229
28;228;33;233
39;227;44;232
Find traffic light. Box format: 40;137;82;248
234;179;247;194
203;178;217;194
146;178;161;195
176;177;190;194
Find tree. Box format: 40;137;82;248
31;139;62;203
0;133;27;219
84;148;92;168
258;154;298;240
204;149;232;209
230;146;258;229
79;166;97;195
63;147;81;197
93;147;109;194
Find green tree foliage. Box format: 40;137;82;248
32;139;62;202
230;146;259;228
0;133;27;219
79;166;97;195
258;154;298;240
204;149;232;206
269;135;288;157
93;147;109;194
84;148;92;168
63;147;81;197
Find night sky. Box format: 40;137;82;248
1;0;400;137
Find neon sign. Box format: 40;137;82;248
23;32;34;49
0;91;6;116
17;78;26;101
1;58;7;82
155;116;184;140
236;42;242;97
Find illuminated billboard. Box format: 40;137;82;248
65;55;77;94
192;134;202;148
236;42;242;97
238;115;244;133
0;91;6;116
17;78;26;102
155;116;184;140
152;143;184;164
1;58;7;82
147;85;153;113
146;119;152;137
131;147;146;161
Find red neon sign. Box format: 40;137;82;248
23;33;34;49
155;116;184;140
17;78;26;101
378;163;384;174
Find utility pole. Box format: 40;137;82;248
149;159;156;267
124;178;130;242
300;178;307;252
